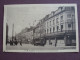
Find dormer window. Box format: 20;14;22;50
65;7;71;10
61;7;63;10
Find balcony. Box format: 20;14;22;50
45;30;76;37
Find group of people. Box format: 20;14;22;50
10;40;22;46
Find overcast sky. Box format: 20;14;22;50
5;4;60;37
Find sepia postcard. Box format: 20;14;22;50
3;4;79;52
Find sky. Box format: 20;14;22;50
5;4;59;37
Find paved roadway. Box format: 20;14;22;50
6;43;76;50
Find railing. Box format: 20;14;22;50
45;30;76;37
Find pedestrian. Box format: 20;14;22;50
55;38;57;47
11;40;13;46
10;40;11;46
20;40;22;46
15;40;18;45
10;40;13;46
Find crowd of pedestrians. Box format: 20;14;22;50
9;40;22;46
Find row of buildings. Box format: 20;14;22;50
33;6;76;46
8;6;76;46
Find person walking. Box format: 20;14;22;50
20;40;22;46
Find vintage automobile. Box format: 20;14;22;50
33;38;46;46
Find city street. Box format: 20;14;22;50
6;43;76;50
4;5;78;52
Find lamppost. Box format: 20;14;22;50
32;20;36;44
6;23;8;45
39;21;41;39
12;24;14;41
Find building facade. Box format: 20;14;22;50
45;6;76;46
33;6;76;46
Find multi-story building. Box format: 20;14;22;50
33;6;76;46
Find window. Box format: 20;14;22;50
50;21;51;26
67;14;71;18
47;22;48;27
61;7;63;11
45;30;46;33
61;25;63;29
72;15;74;18
61;25;63;32
57;26;59;32
53;20;54;25
50;28;51;33
68;24;71;28
61;16;63;20
53;27;55;32
56;18;59;24
71;7;75;10
47;29;48;33
60;16;63;22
